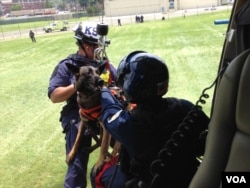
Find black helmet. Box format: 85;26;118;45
73;22;99;45
117;51;169;103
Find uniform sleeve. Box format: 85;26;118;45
101;88;130;142
48;59;74;98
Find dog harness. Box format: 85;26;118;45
79;105;102;121
95;155;119;188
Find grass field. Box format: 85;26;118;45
0;11;229;188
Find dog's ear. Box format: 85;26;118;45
98;63;106;75
66;63;79;74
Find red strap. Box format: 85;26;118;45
79;105;101;121
95;156;119;188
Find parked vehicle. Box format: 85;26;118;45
43;20;69;33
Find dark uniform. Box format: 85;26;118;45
48;53;116;187
29;30;36;43
101;91;209;187
99;51;209;187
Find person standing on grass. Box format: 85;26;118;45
118;19;122;26
48;22;117;188
140;15;144;23
29;30;36;43
98;51;209;187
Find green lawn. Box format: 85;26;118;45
0;11;229;188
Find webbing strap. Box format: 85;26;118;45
79;105;101;121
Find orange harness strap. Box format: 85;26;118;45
79;105;101;121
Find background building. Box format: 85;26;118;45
1;0;232;17
1;0;46;15
104;0;230;16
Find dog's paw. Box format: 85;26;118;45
92;160;105;176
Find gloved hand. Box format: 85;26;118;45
108;86;128;108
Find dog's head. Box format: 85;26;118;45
66;63;105;95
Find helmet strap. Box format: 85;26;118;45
78;40;90;59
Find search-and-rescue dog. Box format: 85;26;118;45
66;63;120;172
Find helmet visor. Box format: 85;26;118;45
116;51;145;87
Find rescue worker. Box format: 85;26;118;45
98;51;210;187
29;30;36;43
48;22;116;188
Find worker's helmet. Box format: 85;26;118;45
73;22;99;45
117;51;169;103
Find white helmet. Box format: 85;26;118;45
73;22;99;44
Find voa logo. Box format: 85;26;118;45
226;176;246;184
